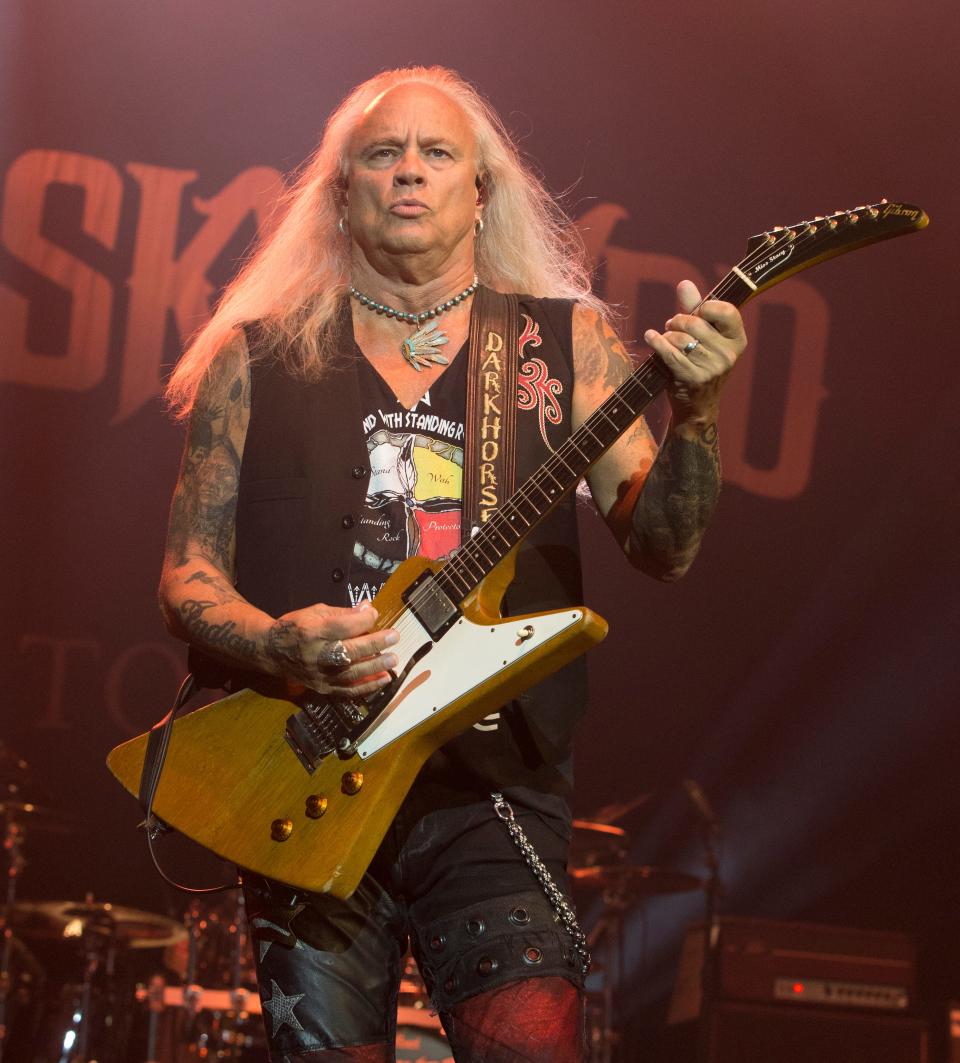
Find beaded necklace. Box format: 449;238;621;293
349;275;479;371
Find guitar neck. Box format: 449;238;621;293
434;199;928;604
434;345;679;605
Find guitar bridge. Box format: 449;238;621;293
284;697;366;774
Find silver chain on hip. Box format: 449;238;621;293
490;792;591;976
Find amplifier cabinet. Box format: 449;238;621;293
668;917;916;1024
661;1002;928;1063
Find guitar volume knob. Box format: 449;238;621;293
270;818;293;842
341;772;364;796
305;795;328;819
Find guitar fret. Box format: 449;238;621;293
579;423;607;450
531;477;554;503
562;440;588;469
584;418;618;450
468;536;496;567
431;199;927;615
507;502;532;528
516;485;544;519
485;519;513;548
594;407;621;432
443;562;472;595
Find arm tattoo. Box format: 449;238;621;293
630;421;721;580
175;602;258;659
160;333;263;667
165;336;250;572
573;310;633;390
185;569;243;606
596;315;633;390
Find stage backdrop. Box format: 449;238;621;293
2;0;957;1054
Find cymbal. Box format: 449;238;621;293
572;819;627;837
570;819;629;870
7;900;187;949
587;793;652;826
570;864;703;897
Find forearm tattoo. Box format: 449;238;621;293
175;600;258;659
630;421;721;579
161;335;260;665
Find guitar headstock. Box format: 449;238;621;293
735;200;929;299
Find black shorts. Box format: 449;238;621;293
242;786;585;1056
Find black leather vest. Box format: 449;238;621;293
234;295;587;796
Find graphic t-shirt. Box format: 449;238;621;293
346;346;467;608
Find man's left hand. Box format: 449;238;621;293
643;279;747;422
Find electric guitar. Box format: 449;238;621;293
107;199;928;898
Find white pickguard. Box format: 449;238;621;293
354;609;584;758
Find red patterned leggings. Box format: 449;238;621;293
282;975;586;1062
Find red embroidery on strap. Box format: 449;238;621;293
517;358;563;450
519;313;543;357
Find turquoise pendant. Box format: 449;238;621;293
400;320;450;372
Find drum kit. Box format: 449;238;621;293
0;742;706;1063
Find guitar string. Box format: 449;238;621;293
371;213;842;649
378;211;849;635
355;213;854;698
361;209;875;672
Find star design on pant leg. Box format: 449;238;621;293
263;978;306;1035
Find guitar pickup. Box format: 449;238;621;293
402;571;460;639
284;697;366;774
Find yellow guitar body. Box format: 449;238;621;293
107;550;607;898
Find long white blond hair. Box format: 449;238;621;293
165;65;607;418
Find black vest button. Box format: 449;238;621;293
341;515;355;529
351;466;366;479
331;568;344;582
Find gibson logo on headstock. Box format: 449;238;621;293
881;202;920;221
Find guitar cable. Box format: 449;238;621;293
138;672;240;895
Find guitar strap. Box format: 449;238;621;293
463;287;520;534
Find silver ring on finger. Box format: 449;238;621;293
318;639;351;669
683;339;701;355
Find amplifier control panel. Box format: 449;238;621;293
774;977;909;1011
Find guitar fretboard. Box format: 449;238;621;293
434;352;672;604
429;198;927;605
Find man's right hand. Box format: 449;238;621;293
266;602;399;698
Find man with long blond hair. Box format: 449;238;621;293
159;66;746;1061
